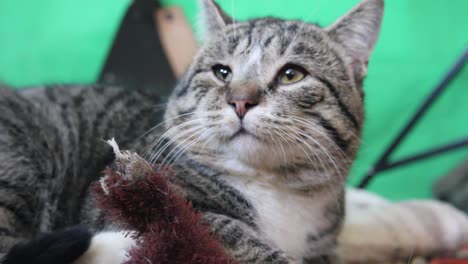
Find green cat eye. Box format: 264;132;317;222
277;65;307;85
212;64;233;82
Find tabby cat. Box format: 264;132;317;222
0;0;383;263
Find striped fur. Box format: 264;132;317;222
1;0;384;263
0;84;162;255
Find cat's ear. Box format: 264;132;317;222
200;0;234;36
326;0;384;79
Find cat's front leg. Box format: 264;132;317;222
301;237;343;264
302;254;343;264
202;212;294;264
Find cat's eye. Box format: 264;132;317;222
212;64;233;82
277;65;307;85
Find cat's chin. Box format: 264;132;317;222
225;134;288;171
228;131;260;149
228;127;260;141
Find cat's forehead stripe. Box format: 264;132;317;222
241;45;263;75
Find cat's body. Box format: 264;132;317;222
0;0;384;263
0;85;161;246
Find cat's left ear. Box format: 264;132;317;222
326;0;384;79
200;0;234;36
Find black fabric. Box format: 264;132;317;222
2;225;92;264
99;0;176;99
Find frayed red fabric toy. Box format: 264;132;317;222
91;140;236;264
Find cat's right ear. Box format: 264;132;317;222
199;0;234;37
326;0;384;80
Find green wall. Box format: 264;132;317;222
0;0;467;200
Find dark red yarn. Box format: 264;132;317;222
91;166;236;264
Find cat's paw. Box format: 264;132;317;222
72;231;135;264
2;225;92;264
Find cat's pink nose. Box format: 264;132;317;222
229;98;258;119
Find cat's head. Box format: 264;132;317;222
163;0;383;185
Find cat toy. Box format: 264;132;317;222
91;139;236;264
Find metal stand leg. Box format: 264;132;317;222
358;48;468;188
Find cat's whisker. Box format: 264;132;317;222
195;129;220;157
269;127;315;183
272;124;323;173
264;127;289;175
137;111;204;146
298;129;343;179
163;129;217;169
147;124;205;165
268;114;340;172
271;130;289;174
143;118;205;158
280;131;332;185
291;119;352;169
157;128;211;170
163;124;220;165
276;125;332;181
148;125;204;165
153;117;225;167
142;120;197;157
280;123;343;180
287;130;336;186
282;115;351;164
158;128;207;166
269;122;303;170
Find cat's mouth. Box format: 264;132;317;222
230;126;250;140
230;127;250;139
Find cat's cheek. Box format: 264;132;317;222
242;114;256;132
242;110;263;135
220;108;241;136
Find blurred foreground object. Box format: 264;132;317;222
341;189;468;264
99;0;197;99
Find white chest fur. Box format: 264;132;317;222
224;175;334;261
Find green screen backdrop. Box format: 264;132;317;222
0;0;467;200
